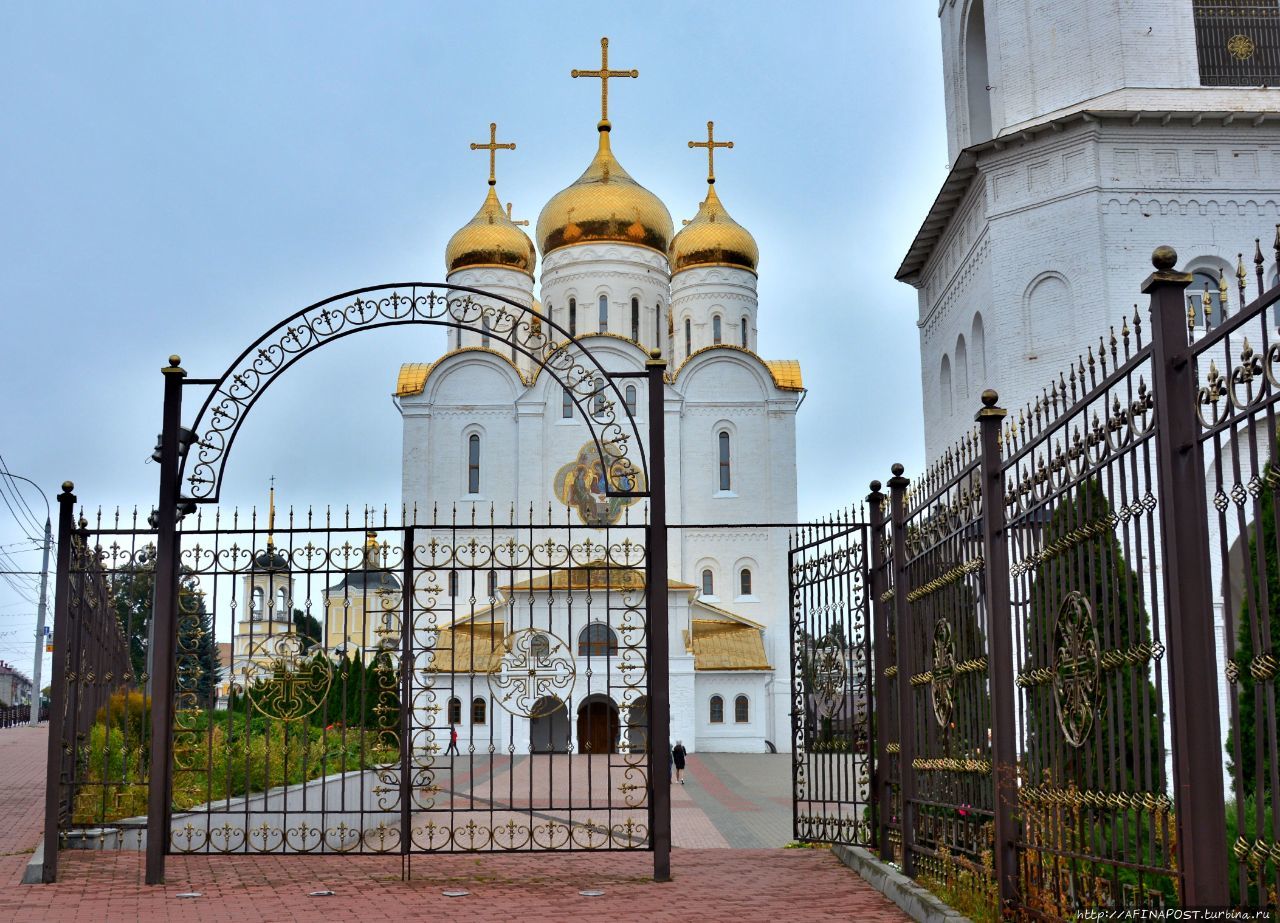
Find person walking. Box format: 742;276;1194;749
672;740;687;784
445;723;459;755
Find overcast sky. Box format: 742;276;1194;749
0;2;947;671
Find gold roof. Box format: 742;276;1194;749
424;621;505;675
396;362;434;397
669;185;758;275
505;561;696;594
536;123;674;259
687;619;771;671
763;359;804;391
445;186;537;277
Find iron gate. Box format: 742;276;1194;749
789;516;875;845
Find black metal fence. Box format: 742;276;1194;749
864;235;1280;915
1;704;47;728
1193;1;1280;87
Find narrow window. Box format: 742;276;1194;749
685;318;692;357
448;697;462;725
251;586;264;620
741;317;749;348
487;571;497;598
734;695;749;723
631;297;640;341
740;568;752;597
709;695;724;724
530;633;551;661
472;697;487;725
467;434;481;494
701;569;714;597
562;388;574;419
624;385;637;417
569;298;577;337
1191;270;1225;330
448;571;458;597
592;378;607;419
718;431;731;491
713;315;722;345
275;587;287;616
598;294;608;332
655;302;662;346
481;316;491;348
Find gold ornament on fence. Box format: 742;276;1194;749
240;632;333;721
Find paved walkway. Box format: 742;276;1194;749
0;729;905;921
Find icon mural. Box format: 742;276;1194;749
555;440;644;526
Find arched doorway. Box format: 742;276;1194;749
530;696;570;753
625;695;649;754
576;695;620;755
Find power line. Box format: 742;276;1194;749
0;454;45;536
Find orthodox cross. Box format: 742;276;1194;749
267;475;276;546
688;120;733;184
571;37;637;123
505;202;529;227
470;122;515;187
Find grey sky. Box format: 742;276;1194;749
0;2;946;670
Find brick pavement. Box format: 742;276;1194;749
0;730;906;921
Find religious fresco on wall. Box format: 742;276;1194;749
554;440;644;526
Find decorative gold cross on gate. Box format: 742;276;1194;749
571;37;637;124
470;122;515;187
688;120;733;184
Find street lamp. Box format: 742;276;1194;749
3;470;51;725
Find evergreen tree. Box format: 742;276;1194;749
291;608;322;649
176;575;220;709
110;544;157;681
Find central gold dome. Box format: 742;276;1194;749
446;186;537;277
536;123;674;258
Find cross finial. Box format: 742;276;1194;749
688;120;733;184
505;202;529;227
267;475;276;547
469;122;516;187
571;37;637;127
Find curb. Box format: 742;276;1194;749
21;837;44;885
832;844;971;923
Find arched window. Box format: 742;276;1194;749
481;316;491;348
471;697;487;725
592;378;607;419
709;695;724;724
734;695;749;723
685;318;692;357
631;297;640;341
701;569;714;597
655;302;662;345
577;622;618;657
448;571;458;597
940;355;953;418
712;315;722;345
625;385;637;417
569;297;577;337
718;431;731;491
562;388;574;419
741;317;749;348
965;0;992;144
739;568;752;597
467;434;481;494
251;586;264;620
487;571;497;598
1191;269;1225;330
447;697;462;725
275;587;287;617
598;294;608;332
971;313;987;388
530;633;551;662
955;334;969;402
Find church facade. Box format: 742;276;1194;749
393;46;804;754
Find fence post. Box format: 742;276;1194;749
976;390;1019;909
40;481;77;883
1144;245;1229;906
645;349;672;882
146;355;185;886
867;480;894;861
888;463;917;877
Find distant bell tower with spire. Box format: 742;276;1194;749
230;479;296;683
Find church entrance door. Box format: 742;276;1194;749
530;696;571;753
576;696;620;755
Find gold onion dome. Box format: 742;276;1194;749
445;186;537;277
536;122;674;258
669;184;758;275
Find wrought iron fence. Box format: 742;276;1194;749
1193;1;1280;87
1;704;47;728
863;232;1280;915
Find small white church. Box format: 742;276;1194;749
393;44;804;755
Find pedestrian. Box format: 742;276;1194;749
445;723;459;755
672;740;687;784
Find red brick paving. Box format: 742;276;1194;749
0;724;907;922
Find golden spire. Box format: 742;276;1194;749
505;202;529;227
469;121;516;186
688;120;733;185
267;475;276;548
571;37;637;129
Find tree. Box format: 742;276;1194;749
110;544;157;682
176;576;219;710
291;608;322;649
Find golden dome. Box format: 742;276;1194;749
446;186;537;277
669;184;758;275
536;123;674;258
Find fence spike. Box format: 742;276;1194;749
1257;237;1267;294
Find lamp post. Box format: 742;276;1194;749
3;471;51;725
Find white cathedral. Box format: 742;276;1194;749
391;44;803;755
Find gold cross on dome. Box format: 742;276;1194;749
470;122;516;186
689;120;733;184
505;202;529;227
571;37;637;124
